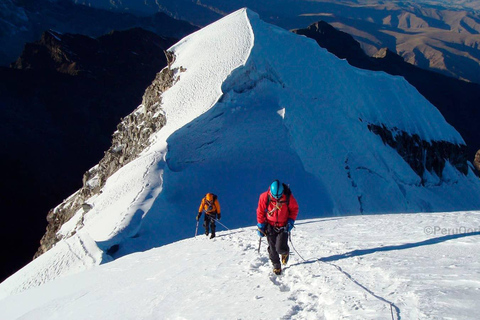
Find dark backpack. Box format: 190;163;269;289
206;193;217;202
205;193;218;213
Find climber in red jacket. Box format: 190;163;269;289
256;180;299;275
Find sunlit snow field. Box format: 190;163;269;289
1;211;479;319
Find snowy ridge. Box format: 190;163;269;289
1;211;480;319
0;230;106;298
156;8;254;138
2;8;480;298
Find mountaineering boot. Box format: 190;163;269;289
205;229;209;236
210;233;216;239
281;254;289;265
273;267;282;275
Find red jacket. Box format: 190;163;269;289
256;190;299;227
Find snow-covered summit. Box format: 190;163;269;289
2;8;480;298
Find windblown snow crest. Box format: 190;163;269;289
34;51;180;258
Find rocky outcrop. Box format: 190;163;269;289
0;27;180;281
34;52;181;258
80;53;177;199
367;123;469;184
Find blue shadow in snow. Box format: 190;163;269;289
294;231;480;265
294;217;342;226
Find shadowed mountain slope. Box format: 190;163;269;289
294;21;480;166
0;28;177;282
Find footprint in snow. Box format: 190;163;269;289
269;274;290;292
283;303;303;319
249;256;269;272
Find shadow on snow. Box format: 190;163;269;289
292;231;480;266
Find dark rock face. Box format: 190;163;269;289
0;28;176;281
12;28;176;76
12;30;105;74
34;51;180;257
293;21;480;166
0;0;198;66
475;150;480;173
293;21;369;65
367;123;469;183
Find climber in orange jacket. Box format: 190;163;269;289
197;193;221;239
257;180;299;275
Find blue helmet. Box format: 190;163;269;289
270;180;284;199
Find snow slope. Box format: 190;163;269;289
2;8;480;298
1;211;480;319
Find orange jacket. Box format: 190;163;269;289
257;190;298;227
198;194;221;216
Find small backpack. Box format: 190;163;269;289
205;193;218;213
206;193;217;202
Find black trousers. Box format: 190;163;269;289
266;224;289;268
203;213;217;234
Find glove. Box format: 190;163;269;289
286;219;295;232
217;213;221;220
257;223;266;237
196;213;201;221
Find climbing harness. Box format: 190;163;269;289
266;201;283;216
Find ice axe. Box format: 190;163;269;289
194;220;199;238
257;227;266;254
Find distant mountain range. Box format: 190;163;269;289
65;0;480;84
288;1;480;84
4;1;480;84
0;0;197;66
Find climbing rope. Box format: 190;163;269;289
288;232;400;320
214;219;231;231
